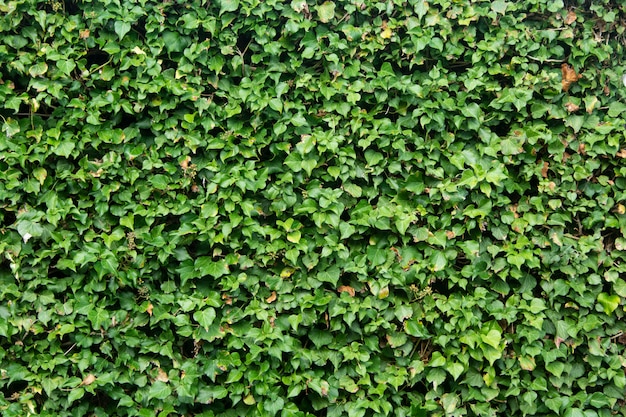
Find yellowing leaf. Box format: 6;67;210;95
316;1;335;23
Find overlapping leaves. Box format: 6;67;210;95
1;0;626;416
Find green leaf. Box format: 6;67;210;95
193;308;216;331
29;62;48;77
67;387;85;404
195;257;229;278
490;0;508;15
367;246;387;267
264;397;285;415
597;292;620;314
219;0;239;14
286;230;301;243
480;329;501;348
309;329;333;347
613;279;626;298
608;101;626;117
54;141;75;157
316;1;335;23
56;59;76;76
88;308;110;330
147;381;172;401
430;251;447;271
446;362;465;380
114;21;131;41
429;351;446;367
317;266;340;285
150;174;169;190
546;360;565;377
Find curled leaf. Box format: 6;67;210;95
337;285;356;297
266;291;277;303
81;374;96;386
561;63;582;92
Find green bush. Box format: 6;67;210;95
1;0;626;415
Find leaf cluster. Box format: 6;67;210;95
1;0;626;416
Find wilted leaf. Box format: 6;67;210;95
80;374;97;386
561;63;582;92
564;9;576;25
337;285;355;297
266;291;277;303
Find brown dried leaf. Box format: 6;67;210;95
146;303;154;316
266;291;277;303
564;10;576;25
617;149;626;158
561;63;582;92
156;368;169;383
81;374;97;386
564;102;579;112
180;155;191;171
337;285;356;297
578;143;586;155
222;293;232;305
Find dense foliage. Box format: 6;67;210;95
2;0;626;415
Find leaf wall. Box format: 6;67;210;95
1;0;626;416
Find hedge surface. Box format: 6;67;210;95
1;0;626;415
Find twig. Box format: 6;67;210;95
526;55;567;63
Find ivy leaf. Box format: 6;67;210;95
597;293;620;314
193;308;216;331
430;252;447;272
219;0;239;14
114;21;131;41
147;381;171;401
367;247;387;267
316;1;335;23
56;59;76;76
194;257;229;278
29;62;48;77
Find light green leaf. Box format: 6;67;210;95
147;381;171;401
193;308;216;331
195;257;229;278
287;230;301;243
429;351;446;367
446;362;465;380
490;0;508;15
480;329;501;348
150;174;169;190
114;21;131;41
597;292;620;314
316;1;335;23
431;251;447;271
219;0;239;14
54;141;75;157
29;62;48;77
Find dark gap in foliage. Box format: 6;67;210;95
85;49;111;68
